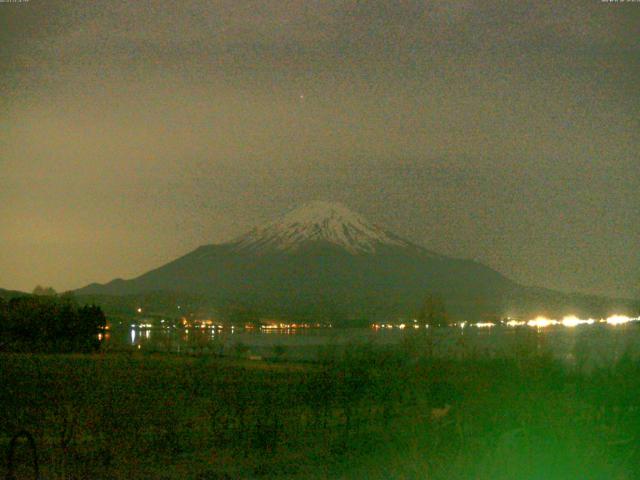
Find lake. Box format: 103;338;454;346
102;321;640;368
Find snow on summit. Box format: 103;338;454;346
232;201;411;254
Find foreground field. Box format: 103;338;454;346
2;340;640;479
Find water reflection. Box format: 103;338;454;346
109;320;640;368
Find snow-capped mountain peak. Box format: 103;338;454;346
232;201;412;254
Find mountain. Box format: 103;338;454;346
76;201;634;322
0;288;29;301
231;201;417;254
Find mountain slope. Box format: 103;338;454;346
76;202;631;321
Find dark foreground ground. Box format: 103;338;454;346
2;336;640;479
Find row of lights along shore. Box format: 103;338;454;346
372;315;640;330
131;307;638;331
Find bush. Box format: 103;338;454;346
0;295;106;353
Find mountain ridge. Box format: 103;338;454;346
76;202;635;321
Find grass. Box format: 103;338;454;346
2;340;640;479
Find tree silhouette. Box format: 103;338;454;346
32;285;57;296
418;293;449;327
0;295;105;353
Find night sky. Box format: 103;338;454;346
1;1;638;298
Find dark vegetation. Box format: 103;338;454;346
2;339;640;479
0;295;105;353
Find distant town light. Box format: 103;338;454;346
606;315;635;325
561;315;595;328
527;316;558;328
561;315;580;328
506;320;526;327
475;322;495;328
